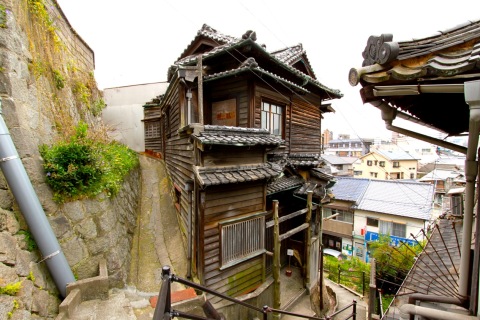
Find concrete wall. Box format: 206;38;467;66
103;82;168;152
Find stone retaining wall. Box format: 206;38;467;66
0;0;141;318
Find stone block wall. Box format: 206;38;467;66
0;0;141;318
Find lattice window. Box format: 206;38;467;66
220;215;265;269
145;121;160;138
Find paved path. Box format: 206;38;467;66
282;277;367;320
325;278;367;320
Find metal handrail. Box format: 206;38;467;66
153;265;357;320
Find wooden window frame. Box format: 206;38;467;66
261;100;285;138
145;120;161;139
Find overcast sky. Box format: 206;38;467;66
56;0;478;140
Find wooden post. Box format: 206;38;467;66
273;200;281;320
197;55;203;124
305;191;313;290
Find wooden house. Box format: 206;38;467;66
143;24;341;304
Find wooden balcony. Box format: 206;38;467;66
323;219;353;238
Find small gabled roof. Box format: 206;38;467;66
330;177;370;203
191;125;283;147
270;44;316;79
363;149;420;161
194;163;282;187
418;168;465;182
176;24;240;62
357;180;433;220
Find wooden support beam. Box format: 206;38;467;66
279;223;309;241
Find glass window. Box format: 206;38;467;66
261;101;284;137
379;221;406;238
367;217;378;227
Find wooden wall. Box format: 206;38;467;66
200;182;266;301
290;96;322;154
206;77;250;127
202;146;264;167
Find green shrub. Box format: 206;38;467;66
39;122;138;203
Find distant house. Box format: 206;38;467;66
324;136;373;157
323;177;434;262
102;82;168;152
353;148;419;180
142;23;341;310
320;154;357;176
418;168;465;210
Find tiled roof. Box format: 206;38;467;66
370;149;420;161
176;24;239;62
288;154;322;167
321;155;358;165
357;180;434;220
330;177;370;203
194;163;282;187
349;20;480;136
310;168;334;181
267;175;304;195
270;44;316;78
294;182;323;198
418;168;465;182
203;59;311;94
191;125;283;147
172;25;342;99
388;218;463;314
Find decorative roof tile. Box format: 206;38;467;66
194;163;282;187
191;125;283;147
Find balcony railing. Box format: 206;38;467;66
323;219;353;238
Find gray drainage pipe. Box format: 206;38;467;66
0;98;75;297
399;304;477;320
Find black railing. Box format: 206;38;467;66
153;265;357;320
336;267;366;297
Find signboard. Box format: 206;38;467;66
365;231;416;247
212;98;236;126
287;249;293;256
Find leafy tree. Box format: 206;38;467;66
369;234;423;295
